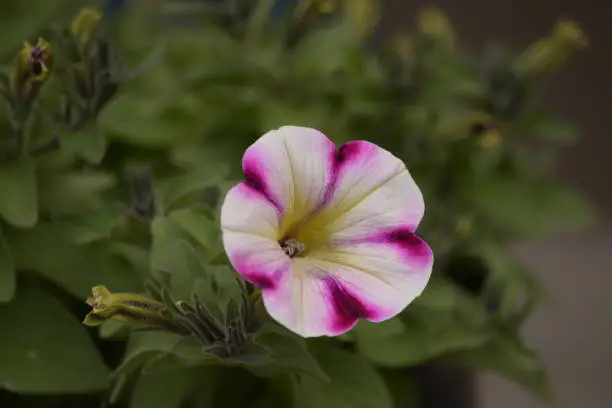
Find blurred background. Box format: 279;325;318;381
379;1;612;407
0;0;609;407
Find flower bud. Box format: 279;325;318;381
83;285;170;328
514;20;587;77
417;7;455;49
309;0;338;14
454;215;473;237
478;128;502;149
391;34;413;61
344;0;380;37
11;38;53;98
70;7;103;44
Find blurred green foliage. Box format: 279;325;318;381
0;0;592;407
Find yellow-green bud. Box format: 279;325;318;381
417;7;456;49
344;0;380;37
454;216;473;237
514;19;587;77
70;7;103;44
309;0;338;14
478;129;502;149
83;285;167;328
391;34;413;60
11;38;53;97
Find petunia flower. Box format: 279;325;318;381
221;126;433;338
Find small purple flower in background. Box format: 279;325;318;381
221;126;433;338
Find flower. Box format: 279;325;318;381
221;126;433;338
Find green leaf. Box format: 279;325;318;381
470;179;593;236
5;221;140;298
0;226;16;302
0;283;109;393
253;375;295;408
355;284;490;367
37;171;115;216
150;216;188;272
99;320;130;340
475;243;545;324
168;240;206;301
114;331;183;378
381;369;420;408
60;123;107;164
444;330;551;400
295;344;393;408
0;158;38;228
356;312;489;367
155;167;229;214
518;111;579;144
168;204;219;251
249;326;329;381
130;365;201;408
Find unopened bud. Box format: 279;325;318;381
309;0;338;14
478;129;502;149
344;0;380;37
391;34;413;60
84;285;169;328
514;19;587;77
454;216;473;237
417;7;455;48
71;8;103;44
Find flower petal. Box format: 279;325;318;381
221;182;281;239
222;231;290;290
241;126;336;229
221;183;289;288
262;229;432;338
307;141;425;241
261;258;369;338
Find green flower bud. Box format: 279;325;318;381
70;7;103;44
514;20;587;77
11;38;53;98
84;285;169;328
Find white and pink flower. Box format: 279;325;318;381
221;126;433;338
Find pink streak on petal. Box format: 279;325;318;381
369;227;433;270
229;253;288;292
323;277;385;334
242;153;284;213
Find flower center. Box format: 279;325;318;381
279;237;306;258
